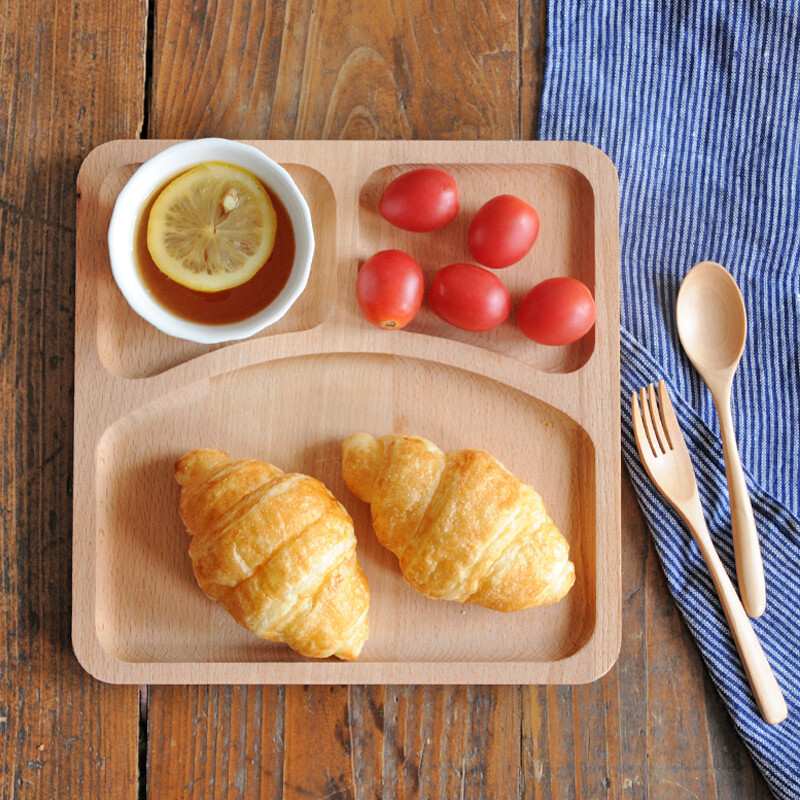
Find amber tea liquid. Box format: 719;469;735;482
134;177;296;325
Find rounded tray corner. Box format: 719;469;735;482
72;619;128;685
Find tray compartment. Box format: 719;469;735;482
95;353;596;665
96;163;338;379
357;163;596;373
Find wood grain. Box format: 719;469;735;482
146;685;285;799
520;0;549;138
283;686;355;799
149;0;521;140
0;0;144;797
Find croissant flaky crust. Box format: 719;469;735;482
342;433;575;612
174;448;369;660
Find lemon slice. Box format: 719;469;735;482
146;162;277;292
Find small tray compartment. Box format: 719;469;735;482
97;163;338;379
74;139;620;684
358;163;596;373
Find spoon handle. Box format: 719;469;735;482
716;394;766;618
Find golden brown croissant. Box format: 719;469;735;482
174;448;369;660
342;433;575;612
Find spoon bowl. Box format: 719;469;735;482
676;260;747;381
676;260;765;618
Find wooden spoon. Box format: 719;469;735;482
676;261;765;618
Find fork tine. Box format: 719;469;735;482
648;383;669;452
639;387;661;456
631;391;654;459
656;380;678;449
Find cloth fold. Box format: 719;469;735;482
539;2;800;796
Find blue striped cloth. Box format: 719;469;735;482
539;2;800;796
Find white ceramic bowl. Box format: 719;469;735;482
107;138;314;343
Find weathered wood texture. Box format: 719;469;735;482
140;0;774;799
0;0;144;797
147;0;520;140
521;0;548;138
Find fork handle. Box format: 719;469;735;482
686;511;787;724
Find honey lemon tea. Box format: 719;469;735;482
135;162;295;325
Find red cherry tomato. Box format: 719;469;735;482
517;277;596;345
468;194;539;269
379;168;459;232
356;250;424;330
429;263;511;332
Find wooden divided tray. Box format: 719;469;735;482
73;139;621;684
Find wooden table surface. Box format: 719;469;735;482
0;1;774;797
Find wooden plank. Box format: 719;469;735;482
148;0;520;140
150;684;524;798
461;686;521;797
376;685;522;798
146;686;286;799
520;0;549;138
348;686;384;798
0;0;145;797
283;686;355;799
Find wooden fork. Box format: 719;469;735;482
632;381;787;725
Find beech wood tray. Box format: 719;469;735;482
73;139;621;684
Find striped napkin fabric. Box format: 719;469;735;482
539;1;800;796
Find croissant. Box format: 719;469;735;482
174;448;369;660
342;433;575;612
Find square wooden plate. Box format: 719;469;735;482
73;139;620;684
